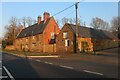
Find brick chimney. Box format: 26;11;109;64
44;12;50;23
37;16;41;24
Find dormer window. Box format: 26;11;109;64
25;34;26;36
32;31;34;34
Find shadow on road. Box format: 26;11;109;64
2;52;118;79
2;52;40;79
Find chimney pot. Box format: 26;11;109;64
38;16;41;24
44;12;50;23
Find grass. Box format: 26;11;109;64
2;49;50;56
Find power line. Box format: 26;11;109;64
52;0;85;17
63;10;76;18
52;2;79;17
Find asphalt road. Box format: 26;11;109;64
2;52;107;79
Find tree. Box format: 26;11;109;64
22;17;27;27
90;17;110;30
61;17;84;26
26;17;33;26
4;17;22;45
61;17;69;25
56;19;60;27
111;16;120;38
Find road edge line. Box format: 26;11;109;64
3;66;15;80
84;70;103;75
60;65;74;69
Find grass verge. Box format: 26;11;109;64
2;49;50;56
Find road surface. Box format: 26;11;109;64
2;52;106;79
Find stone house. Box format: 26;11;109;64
14;12;60;53
56;23;118;53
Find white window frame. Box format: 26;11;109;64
33;36;35;40
65;39;69;47
51;32;55;39
63;32;68;39
26;38;28;42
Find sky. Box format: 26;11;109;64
0;1;119;38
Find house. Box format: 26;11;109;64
14;12;60;53
56;23;118;53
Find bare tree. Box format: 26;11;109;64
56;19;60;27
22;17;27;27
68;18;73;24
111;17;120;31
61;17;69;25
111;16;120;37
4;17;22;45
73;18;84;26
32;20;37;24
26;17;33;26
90;17;110;30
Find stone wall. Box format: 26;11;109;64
5;45;15;50
77;38;93;52
43;44;56;53
92;39;119;51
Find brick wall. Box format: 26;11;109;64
56;25;75;53
43;17;60;44
14;17;60;53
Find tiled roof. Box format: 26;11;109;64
17;18;51;38
66;23;118;39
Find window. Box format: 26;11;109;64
32;31;34;34
21;39;22;42
26;38;28;42
51;32;55;39
33;36;35;40
65;39;69;47
32;43;36;47
26;44;28;48
25;34;26;36
63;32;68;39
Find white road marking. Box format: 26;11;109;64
0;76;8;78
44;61;53;65
36;59;41;62
44;61;49;64
36;60;53;65
84;70;103;75
3;66;15;80
47;62;53;65
60;65;74;69
45;62;53;65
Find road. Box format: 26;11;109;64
1;52;107;79
1;47;119;79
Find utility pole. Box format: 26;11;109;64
75;2;78;53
